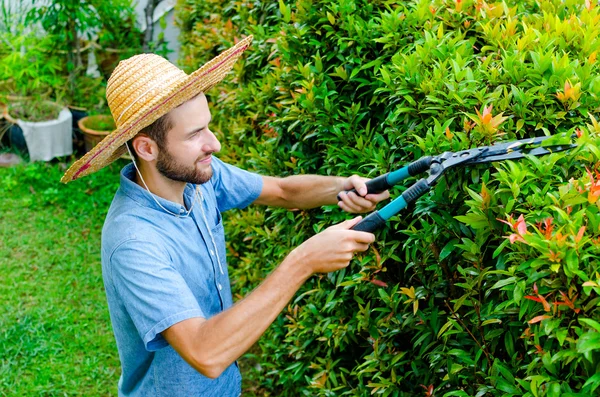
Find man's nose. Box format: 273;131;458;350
202;129;221;153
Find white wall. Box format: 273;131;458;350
134;0;181;65
0;0;34;33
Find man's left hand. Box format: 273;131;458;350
337;175;390;213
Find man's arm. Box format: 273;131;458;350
161;217;374;379
254;175;390;213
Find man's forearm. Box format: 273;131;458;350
279;175;346;209
189;249;311;377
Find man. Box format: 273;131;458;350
61;36;389;396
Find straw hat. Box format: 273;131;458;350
61;35;253;183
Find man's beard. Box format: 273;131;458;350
156;147;212;185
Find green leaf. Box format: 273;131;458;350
482;318;502;326
513;281;524;304
516;119;525;132
454;213;490;230
564;249;579;276
504;332;515;357
579;318;600;333
278;0;291;22
326;12;335;25
583;372;600;393
443;391;469;397
493;239;510;259
438;320;455;339
490;277;517;290
439;239;458;260
453;294;470;311
577;332;600;355
556;328;568;346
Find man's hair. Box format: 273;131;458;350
127;112;173;157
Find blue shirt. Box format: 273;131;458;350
101;157;263;396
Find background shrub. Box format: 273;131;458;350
177;0;600;395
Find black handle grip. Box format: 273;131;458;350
401;179;430;205
337;173;390;201
408;156;433;175
351;212;386;233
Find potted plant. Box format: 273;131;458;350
4;99;73;161
0;31;64;152
78;114;115;153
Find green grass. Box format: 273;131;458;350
0;159;122;396
0;158;267;395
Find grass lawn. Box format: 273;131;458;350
0;157;265;396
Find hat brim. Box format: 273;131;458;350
61;36;253;183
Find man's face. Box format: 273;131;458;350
156;94;221;184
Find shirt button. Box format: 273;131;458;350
210;250;215;256
218;283;222;290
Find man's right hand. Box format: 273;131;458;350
291;216;376;274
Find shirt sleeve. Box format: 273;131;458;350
108;238;206;351
210;156;263;212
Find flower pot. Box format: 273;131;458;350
69;105;89;129
4;101;73;161
78;115;115;152
8;124;27;154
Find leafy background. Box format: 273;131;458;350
175;0;600;395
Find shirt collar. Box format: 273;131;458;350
119;163;198;216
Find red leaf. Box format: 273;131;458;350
576;226;586;242
516;214;528;235
370;279;388;288
525;295;543;302
372;245;382;267
556;291;579;312
535;344;545;355
528;315;551;324
538;295;552;312
525;293;551;312
421;384;434;397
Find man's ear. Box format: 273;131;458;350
132;135;158;161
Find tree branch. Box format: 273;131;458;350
444;300;493;369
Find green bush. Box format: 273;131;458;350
177;0;600;395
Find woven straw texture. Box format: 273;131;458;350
61;35;253;183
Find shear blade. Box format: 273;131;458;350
465;144;576;164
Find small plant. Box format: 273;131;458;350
0;31;62;98
82;115;115;132
8;101;61;122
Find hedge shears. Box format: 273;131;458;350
344;134;577;233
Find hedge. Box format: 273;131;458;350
176;0;600;395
